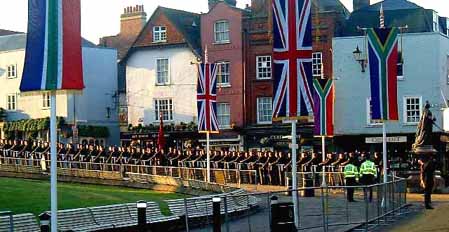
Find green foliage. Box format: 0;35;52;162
129;121;198;133
0;177;184;216
78;125;110;138
2;117;62;132
0;108;6;122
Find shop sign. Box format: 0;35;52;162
365;136;407;144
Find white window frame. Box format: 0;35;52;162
446;55;449;85
403;96;422;125
312;52;323;79
366;98;383;126
447;18;449;36
6;64;17;79
397;51;404;80
156;58;170;85
256;56;272;80
154;99;173;122
257;97;272;124
217;103;231;129
7;94;17;111
42;92;51;109
214;20;230;44
216;61;231;87
433;11;439;32
153;26;167;43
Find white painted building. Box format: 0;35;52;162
126;47;198;125
124;7;201;127
0;33;120;144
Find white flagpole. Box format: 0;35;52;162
290;120;299;228
382;122;387;184
50;91;58;232
206;131;211;183
321;136;326;187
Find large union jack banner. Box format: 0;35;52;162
272;0;313;120
197;63;219;133
367;27;399;121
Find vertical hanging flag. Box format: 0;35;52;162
313;78;334;136
272;0;313;120
367;27;399;121
197;63;219;133
20;0;84;92
157;113;165;150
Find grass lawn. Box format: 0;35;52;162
0;177;185;216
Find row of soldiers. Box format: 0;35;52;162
0;139;383;186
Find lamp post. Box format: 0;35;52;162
353;45;367;72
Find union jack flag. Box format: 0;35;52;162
197;63;219;133
272;0;313;120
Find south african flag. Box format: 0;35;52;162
367;27;399;121
313;78;334;136
20;0;84;92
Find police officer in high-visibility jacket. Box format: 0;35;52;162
344;159;359;202
359;154;377;202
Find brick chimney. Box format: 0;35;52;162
208;0;237;10
120;5;147;37
353;0;370;11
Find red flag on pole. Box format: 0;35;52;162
157;113;165;150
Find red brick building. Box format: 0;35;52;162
243;0;349;150
201;0;250;150
99;5;147;60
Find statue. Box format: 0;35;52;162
412;101;436;150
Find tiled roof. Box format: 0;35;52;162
99;34;135;60
313;0;350;15
130;6;202;57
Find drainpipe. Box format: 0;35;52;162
242;23;248;151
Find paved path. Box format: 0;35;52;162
380;194;449;232
189;189;398;232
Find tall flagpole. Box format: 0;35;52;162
50;91;58;232
206;132;211;182
204;45;211;183
288;120;299;228
321;136;326;187
382;122;387;184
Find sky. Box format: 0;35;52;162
0;0;448;44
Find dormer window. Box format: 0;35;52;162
153;26;167;43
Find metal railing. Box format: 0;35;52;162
0;156;258;187
181;177;408;232
0;211;14;232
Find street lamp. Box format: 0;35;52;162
353;45;367;72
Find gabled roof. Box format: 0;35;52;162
129;6;202;57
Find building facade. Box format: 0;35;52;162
123;7;201;146
0;33;119;144
201;1;248;150
332;0;449;156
